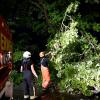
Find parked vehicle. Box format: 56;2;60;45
0;16;13;99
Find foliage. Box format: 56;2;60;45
47;1;100;96
13;51;23;62
10;70;23;87
13;50;23;71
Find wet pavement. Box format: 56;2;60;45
13;82;24;100
13;82;100;100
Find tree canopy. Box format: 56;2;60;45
0;0;99;52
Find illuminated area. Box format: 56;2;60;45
0;16;12;91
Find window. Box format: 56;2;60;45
0;51;12;68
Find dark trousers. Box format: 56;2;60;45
23;70;33;97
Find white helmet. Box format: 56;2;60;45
23;51;31;58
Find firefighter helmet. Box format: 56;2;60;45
23;51;31;58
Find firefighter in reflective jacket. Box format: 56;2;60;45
20;51;38;100
39;51;51;90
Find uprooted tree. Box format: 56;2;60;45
47;1;100;96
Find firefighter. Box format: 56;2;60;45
20;51;38;100
39;51;51;92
